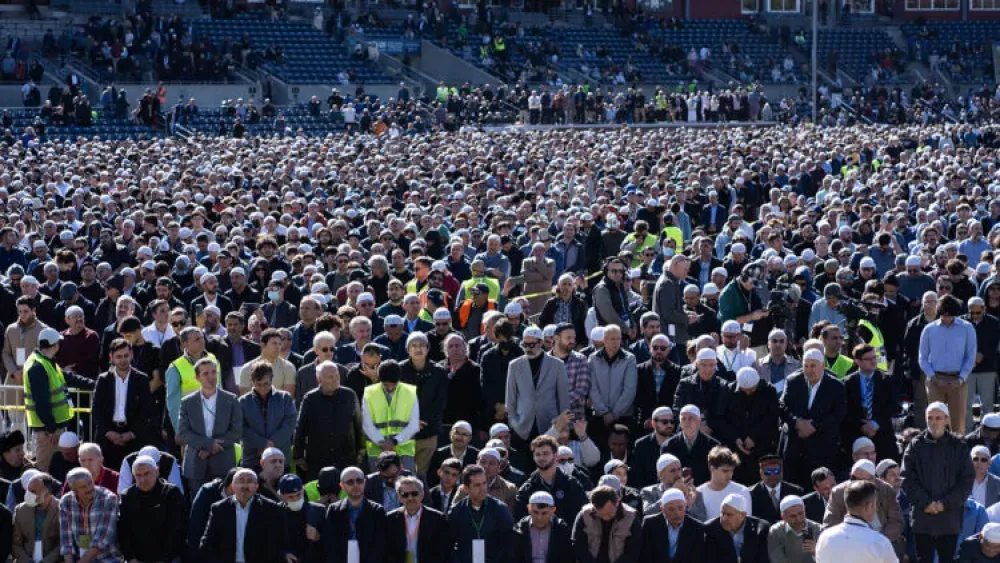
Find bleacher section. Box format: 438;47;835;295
808;28;907;83
192;17;394;84
181;105;346;136
902;21;997;83
4;108;164;141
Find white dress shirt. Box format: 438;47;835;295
717;345;756;373
807;377;823;410
113;370;129;422
816;516;898;563
405;507;422;562
142;323;175;348
201;390;218;436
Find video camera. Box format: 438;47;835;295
836;296;885;322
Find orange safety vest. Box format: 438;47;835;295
457;299;496;331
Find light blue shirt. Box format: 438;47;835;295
918;318;978;380
808;299;847;334
235;499;252;563
667;517;682;554
960;238;991;264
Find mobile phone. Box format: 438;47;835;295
508;275;525;286
802;527;813;541
681;467;692;480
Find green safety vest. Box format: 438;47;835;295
436;87;448;102
169;353;221;396
826;354;855;380
461;276;500;301
304;480;346;503
23;352;73;429
859;320;888;372
623;233;657;266
660;226;684;249
363;382;417;457
494;38;505;51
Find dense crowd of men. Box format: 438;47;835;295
0;122;998;562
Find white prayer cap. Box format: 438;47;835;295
852;437;875;454
138;446;161;463
680;404;702;418
656;453;681;472
598;475;622;492
696;348;717;362
451;421;472;434
851;459;876;478
703;283;720;296
261;447;285;462
860;257;876;269
20;469;40;489
732;243;747;254
557;446;574;459
779;495;804;513
489;423;510;437
711;267;728;278
905;255;921;267
652;406;673;420
604;459;627;474
522;326;543;340
660;488;687;506
133;455;157;471
721;493;747;513
590;326;605;342
650;334;671;348
478;448;502;462
736;367;760;389
983;523;1000;543
984;413;1000;429
803;349;824;363
972;445;991;459
58;432;79;448
721;320;741;334
926;401;950;418
683;285;700;295
529;491;554;506
340;466;365;482
875;459;898;478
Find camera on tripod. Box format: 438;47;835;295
836;296;885;322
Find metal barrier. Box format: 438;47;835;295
0;385;94;456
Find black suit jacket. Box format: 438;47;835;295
688;256;724;285
704;515;770;563
748;481;804;526
778;372;846;464
635;359;683;424
92;368;154;445
661;432;720;487
673;375;731;439
323;499;386;563
426;445;479;488
200;495;287;563
841;369;898;461
190;294;234;320
639;514;706;563
801;491;826;524
424;485;457;514
700;206;727;233
384;506;450;563
512;515;574;563
630;432;668;489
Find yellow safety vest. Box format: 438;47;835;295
826;354;855;380
436;86;448;102
859;320;888;372
660;226;684;249
363;382;417;457
22;352;73;429
623;233;657;266
169;353;221;396
461;276;500;301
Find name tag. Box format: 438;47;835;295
473;539;486;563
348;539;360;563
33;539;42;562
77;534;91;557
668;324;676;337
15;347;25;366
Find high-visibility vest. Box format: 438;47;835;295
660;226;684;249
859;320;889;372
826;354;855;380
494;37;505;52
623;233;657;266
23;352;73;429
436;86;448;102
405;278;427;295
457;299;496;331
461;276;500;301
363;382;417;457
169;353;221;396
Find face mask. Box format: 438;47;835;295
559;462;575;475
23;491;37;507
286;498;304;511
268;290;280;302
663;247;674;257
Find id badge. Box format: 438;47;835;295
473;539;486;563
743;321;754;333
33;540;42;562
77;534;91;557
15;347;25;366
347;539;360;563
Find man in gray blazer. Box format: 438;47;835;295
177;357;242;493
506;326;569;445
239;360;297;469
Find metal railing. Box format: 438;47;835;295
0;385;94;456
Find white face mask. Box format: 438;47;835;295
267;290;281;302
663;247;675;257
286;498;305;511
23;491;37;507
559;462;575;475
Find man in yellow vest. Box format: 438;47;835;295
361;359;419;472
457;259;500;302
165;326;221;435
455;283;497;341
23;327;84;472
821;324;855;379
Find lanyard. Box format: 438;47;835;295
405;510;422;545
470;503;487;539
80;503;89;536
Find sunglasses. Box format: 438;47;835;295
171;321;184;328
974;457;991;463
762;467;781;476
399;491;420;499
317;347;333;353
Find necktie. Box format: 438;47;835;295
862;375;874;420
770;488;779;511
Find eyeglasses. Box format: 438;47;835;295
652;346;669;351
769;338;786;343
974;457;991;463
762;467;781;476
399;491;421;499
317;347;333;353
171;321;184;328
343;479;363;485
523;341;541;348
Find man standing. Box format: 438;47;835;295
631;406;676;489
767;496;821;563
22;328;78;473
513;490;574;563
963;297;1000;433
905;291;939;429
749;454;804;526
779;349;847;488
200;468;287;563
588;325;638;446
361;360;420;472
661;404;721;486
92;338;153;469
239;361;297;469
901;402;975;563
118;455;187;563
515;435;587;522
177;358;241;492
447;464;514;563
654;255;699;363
815;480;896;563
425;421;479;488
55;305;100;379
239;329;296;396
507;326;569;450
323;466;386;563
754;329;801;395
384;476;450;563
724;367;781;485
399;331;449;475
639;488;707;563
918;294;977;435
705;493;770;563
842;344;898;463
823;459;904;551
58;467;121;562
572;485;642;563
294;361;363;481
165;327;221;433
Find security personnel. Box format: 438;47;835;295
455;283;497;340
821;324;855;380
459;260;500;301
436;83;448;102
23;328;92;473
164;327;221;433
857;318;888;372
659;215;684;251
361;360;420;472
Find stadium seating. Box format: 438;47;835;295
180;104;349;137
1;108;164;142
901;21;997;83
192;16;394;84
805;28;907;83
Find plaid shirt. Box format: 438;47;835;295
561;350;590;419
59;485;121;562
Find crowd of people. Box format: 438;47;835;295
0;120;997;562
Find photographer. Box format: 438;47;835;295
717;262;768;329
808;284;848;335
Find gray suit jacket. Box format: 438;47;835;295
178;389;242;480
640;482;707;520
505;353;569;440
239;389;297;467
983;473;1000;508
